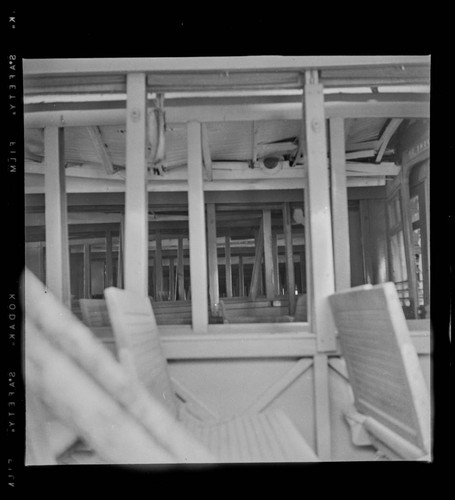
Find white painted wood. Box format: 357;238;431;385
225;232;233;298
263;209;275;299
124;73;148;296
24;100;430;129
86;126;115;175
375;118;403;163
313;353;331;460
44;127;70;306
303;71;336;351
155;230;163;300
243;358;313;414
283;203;296;314
330;118;351;291
187;121;209;332
207;203;219;314
201;123;212;180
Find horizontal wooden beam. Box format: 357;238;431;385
24;98;429;128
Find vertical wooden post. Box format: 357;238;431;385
206;203;219;314
177;236;185;300
303;70;335;461
169;256;175;301
314;353;331;460
272;232;280;295
124;72;148;296
300;249;306;294
303;70;336;351
187;121;209;333
117;215;124;288
83;243;91;299
225;231;233;298
400;171;419;318
105;231;113;288
283;203;296;314
44;127;70;306
330;117;351;291
155;230;163;300
239;255;244;297
249;220;264;300
263;209;275;299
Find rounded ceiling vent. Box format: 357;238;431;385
263;156;281;169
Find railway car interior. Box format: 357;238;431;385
22;56;432;464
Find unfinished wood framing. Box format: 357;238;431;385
263;209;275;299
44;126;70;306
283;203;296;314
303;70;336;351
124;72;148;296
329;117;351;291
225;231;233;298
207;203;219;314
187;121;209;332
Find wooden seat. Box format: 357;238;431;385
23;268;318;464
328;282;431;461
104;285;319;463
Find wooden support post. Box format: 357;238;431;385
105;231;114;288
263;209;275;299
44;127;70;306
400;171;419;318
313;353;331;460
206;203;219;314
329;117;351;291
187;121;209;333
300;249;306;293
201;123;212;181
117;215;124;288
125;73;148;296
303;70;336;351
155;230;163;300
272;232;280;295
169;256;175;302
83;243;91;299
177;237;185;300
249;220;264;300
239;255;244;297
283;203;296;314
225;230;233;298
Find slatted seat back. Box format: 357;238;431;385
23;268;213;465
79;299;111;327
104;287;179;419
329;282;431;457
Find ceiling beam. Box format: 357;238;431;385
375;118;404;163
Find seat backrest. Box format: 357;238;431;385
23;268;213;464
329;282;431;456
104;286;179;418
79;298;111;327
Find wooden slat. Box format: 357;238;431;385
124;73;148;296
169;256;175;301
249;220;264;299
105;231;114;288
329;117;351;291
86;126;115;175
238;255;244;297
44;126;70;306
329;283;431;457
83;243;91;299
177;237;185;300
303;71;336;351
187;122;209;333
